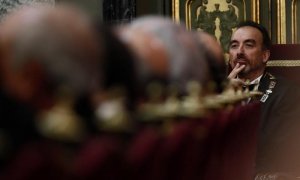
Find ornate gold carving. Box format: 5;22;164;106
191;0;239;52
194;1;218;34
218;3;239;52
267;60;300;67
37;91;87;142
173;0;247;51
136;80;262;121
277;0;286;43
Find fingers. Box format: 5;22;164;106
225;78;247;91
227;63;245;79
228;78;246;88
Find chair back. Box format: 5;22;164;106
267;44;300;85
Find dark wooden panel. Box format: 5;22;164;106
103;0;136;24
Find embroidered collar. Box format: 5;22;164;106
260;72;277;103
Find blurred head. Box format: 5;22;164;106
194;31;227;93
93;24;137;111
118;16;210;96
0;5;100;109
118;26;169;86
196;31;224;63
229;21;271;81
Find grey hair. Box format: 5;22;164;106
4;6;100;95
129;16;210;93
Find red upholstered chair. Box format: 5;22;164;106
203;103;261;180
266;44;300;85
3;141;66;180
125;127;163;180
71;136;124;180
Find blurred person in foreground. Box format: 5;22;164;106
118;16;212;98
193;31;227;93
118;17;260;180
91;23;138;133
0;4;101;175
117;16;220;180
228;20;300;178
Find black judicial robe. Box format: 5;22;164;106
256;72;300;176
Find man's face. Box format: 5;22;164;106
229;26;270;80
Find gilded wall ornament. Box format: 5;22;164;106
196;0;239;52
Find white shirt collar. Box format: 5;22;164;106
237;75;263;84
250;75;263;85
249;75;262;91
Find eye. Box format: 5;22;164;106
230;43;238;49
245;43;254;48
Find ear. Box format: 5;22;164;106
262;49;270;64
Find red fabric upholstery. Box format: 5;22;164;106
267;44;300;85
3;141;66;180
125;127;163;180
269;44;300;60
71;136;124;180
204;103;260;180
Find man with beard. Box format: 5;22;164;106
228;21;300;179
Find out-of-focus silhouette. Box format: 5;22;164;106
0;8;265;179
0;5;101;179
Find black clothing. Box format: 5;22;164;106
0;89;39;171
256;72;300;176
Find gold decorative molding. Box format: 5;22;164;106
267;60;300;67
277;0;286;43
251;0;260;23
292;0;297;43
172;0;180;23
185;0;193;29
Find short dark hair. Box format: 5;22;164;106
236;20;272;50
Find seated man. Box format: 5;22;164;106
228;20;300;178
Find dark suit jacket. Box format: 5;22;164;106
255;72;300;176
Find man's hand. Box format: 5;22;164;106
227;63;246;89
228;78;246;89
228;63;245;79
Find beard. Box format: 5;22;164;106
229;51;267;80
237;62;265;80
237;68;250;79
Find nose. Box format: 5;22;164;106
237;44;244;54
236;45;245;59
